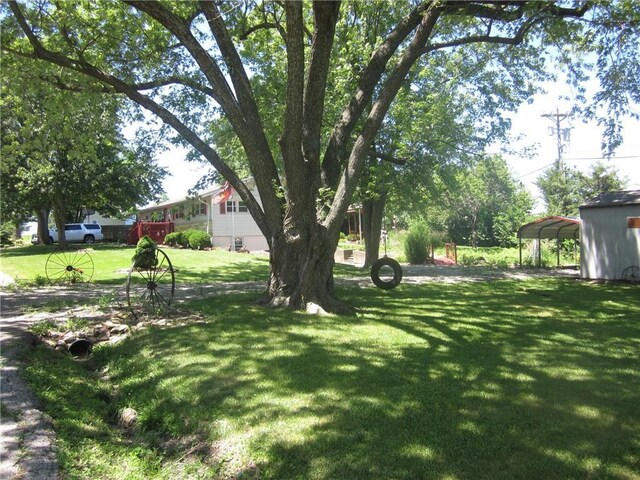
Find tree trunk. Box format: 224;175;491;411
36;209;51;245
362;192;387;268
260;222;351;314
52;208;67;250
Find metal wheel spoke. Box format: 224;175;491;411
46;249;94;285
48;258;69;268
153;287;170;307
126;247;175;315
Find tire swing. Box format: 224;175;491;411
371;256;403;289
370;208;403;289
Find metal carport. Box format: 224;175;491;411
517;216;580;267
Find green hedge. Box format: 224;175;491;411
164;230;211;250
163;232;184;247
187;230;212;250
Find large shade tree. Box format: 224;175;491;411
1;57;167;248
3;1;638;311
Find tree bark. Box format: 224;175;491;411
52;208;67;250
362;193;386;268
36;209;51;245
261;222;351;313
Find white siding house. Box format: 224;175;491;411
137;179;269;251
579;190;640;280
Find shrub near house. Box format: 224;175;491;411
164;230;212;250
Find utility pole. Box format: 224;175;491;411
541;108;571;171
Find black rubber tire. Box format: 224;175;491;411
371;257;403;290
83;235;95;244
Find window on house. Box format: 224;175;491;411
192;203;206;216
238;201;248;213
226;201;236;213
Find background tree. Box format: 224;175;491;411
443;156;533;247
3;1;637;311
578;162;627;199
536;161;626;216
0;57;167;247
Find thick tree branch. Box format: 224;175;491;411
123;1;245;129
369;149;407;166
7;0;271;239
324;5;442;235
199;0;283;220
320;1;435;190
199;1;261;122
302;1;341;182
127;0;283;229
280;0;305;187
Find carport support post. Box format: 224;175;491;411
557;238;561;267
519;237;522;267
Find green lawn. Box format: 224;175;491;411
0;244;365;285
22;278;640;479
0;244;271;284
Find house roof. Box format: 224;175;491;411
137;178;258;213
517;216;580;240
579;190;640;210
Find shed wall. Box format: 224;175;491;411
580;205;640;280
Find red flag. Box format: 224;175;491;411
212;181;232;204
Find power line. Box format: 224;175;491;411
564;155;640;161
517;161;556;179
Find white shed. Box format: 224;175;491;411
579;190;640;281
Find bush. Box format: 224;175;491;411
132;235;157;269
188;230;212;250
166;229;211;249
164;232;181;246
0;222;15;246
403;221;430;264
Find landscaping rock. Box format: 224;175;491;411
118;408;138;429
61;332;78;344
93;326;110;341
109;324;129;334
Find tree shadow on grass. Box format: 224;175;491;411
24;280;640;479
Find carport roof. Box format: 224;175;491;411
517;216;580;240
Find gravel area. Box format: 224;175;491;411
1;312;59;480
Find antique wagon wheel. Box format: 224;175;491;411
126;248;175;314
371;257;403;290
621;265;640;284
45;250;94;285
